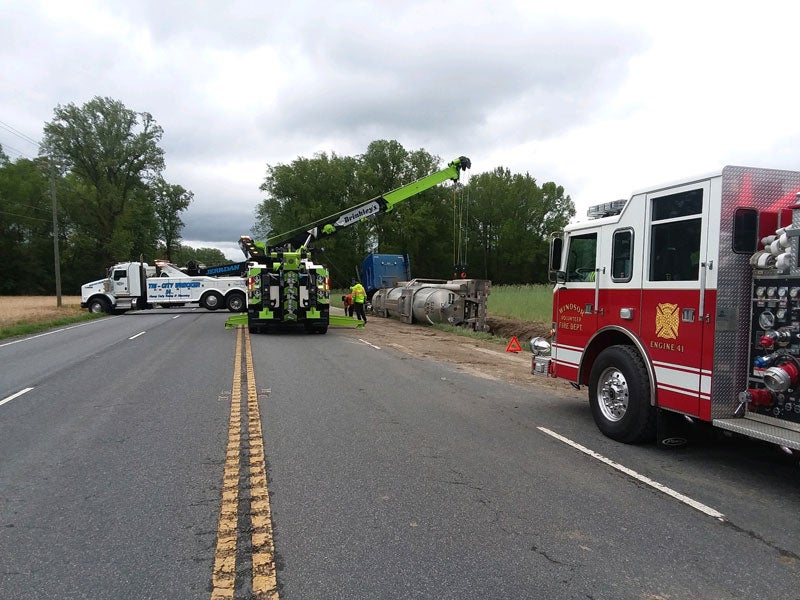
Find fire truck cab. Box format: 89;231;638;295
533;166;800;449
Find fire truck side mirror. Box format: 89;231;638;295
548;236;563;283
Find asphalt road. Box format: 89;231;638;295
1;310;800;599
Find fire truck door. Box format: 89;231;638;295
596;227;641;338
553;230;601;382
642;182;711;418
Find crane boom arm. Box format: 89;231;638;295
240;156;470;259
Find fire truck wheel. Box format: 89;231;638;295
202;291;223;311
88;297;109;314
588;345;656;444
226;292;245;312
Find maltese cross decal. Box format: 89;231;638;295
655;303;680;340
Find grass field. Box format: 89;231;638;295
0;296;101;340
486;284;553;322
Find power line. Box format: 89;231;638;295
14;202;52;214
0;119;41;147
0;210;51;223
0;142;34;159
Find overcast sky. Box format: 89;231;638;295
4;1;800;260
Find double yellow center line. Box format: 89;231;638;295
211;326;278;599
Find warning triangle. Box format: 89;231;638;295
506;336;523;353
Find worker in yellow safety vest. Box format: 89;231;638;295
350;280;367;323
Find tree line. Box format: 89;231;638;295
254;139;575;288
0;97;575;296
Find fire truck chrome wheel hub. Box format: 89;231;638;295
597;367;628;422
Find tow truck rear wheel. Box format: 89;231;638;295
226;292;245;312
588;345;656;443
88;297;110;314
202;291;223;311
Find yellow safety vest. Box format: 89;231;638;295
351;284;366;302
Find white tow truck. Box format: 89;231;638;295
81;260;247;314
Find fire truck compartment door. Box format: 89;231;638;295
643;180;713;418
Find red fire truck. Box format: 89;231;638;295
531;166;800;450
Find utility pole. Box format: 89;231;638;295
49;160;62;307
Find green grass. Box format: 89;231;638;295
486;284;553;322
0;312;105;341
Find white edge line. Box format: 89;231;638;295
0;316;121;349
537;426;726;521
128;331;146;340
358;338;381;350
0;387;34;407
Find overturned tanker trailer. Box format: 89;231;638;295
370;278;491;331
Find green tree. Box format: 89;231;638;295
466;168;574;283
152;178;193;261
170;244;230;267
0;156;57;294
252;141;574;287
255;151;361;287
41;96;165;269
357;141;454;278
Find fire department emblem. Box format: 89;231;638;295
655;303;679;340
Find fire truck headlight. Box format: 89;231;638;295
530;337;551;356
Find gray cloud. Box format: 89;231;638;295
1;1;653;251
182;208;254;243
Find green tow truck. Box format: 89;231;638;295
226;156;471;334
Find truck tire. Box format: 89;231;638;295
226;292;246;312
202;291;223;311
88;297;110;314
588;345;656;443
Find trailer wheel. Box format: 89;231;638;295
202;291;223;311
88;297;110;314
226;292;246;312
588;345;656;443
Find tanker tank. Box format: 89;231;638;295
370;278;490;331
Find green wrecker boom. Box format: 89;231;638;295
231;156;471;334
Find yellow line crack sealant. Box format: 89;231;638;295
211;326;279;599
